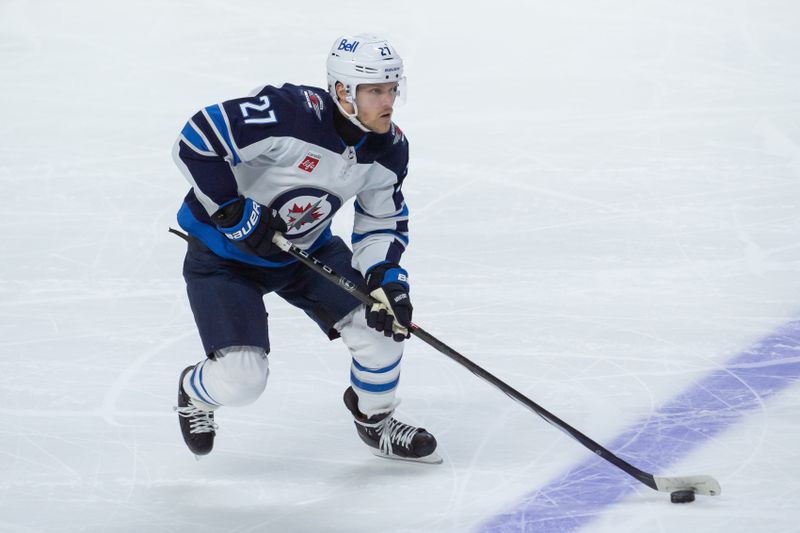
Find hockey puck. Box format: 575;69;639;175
670;490;695;503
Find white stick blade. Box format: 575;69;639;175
654;475;721;496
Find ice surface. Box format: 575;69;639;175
1;1;799;531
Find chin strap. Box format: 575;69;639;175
333;96;372;133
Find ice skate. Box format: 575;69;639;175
175;365;218;457
343;386;441;464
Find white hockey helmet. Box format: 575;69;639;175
326;34;406;131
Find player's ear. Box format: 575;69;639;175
335;82;349;103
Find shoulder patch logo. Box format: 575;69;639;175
302;89;325;121
298;152;321;173
391;123;405;145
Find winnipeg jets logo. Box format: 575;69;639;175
286;195;328;231
270;188;343;238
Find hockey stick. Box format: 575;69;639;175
269;233;721;497
168;227;719;496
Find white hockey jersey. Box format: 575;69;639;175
173;83;409;275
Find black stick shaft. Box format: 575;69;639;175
272;235;658;491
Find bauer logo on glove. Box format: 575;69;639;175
223;201;261;241
212;197;288;257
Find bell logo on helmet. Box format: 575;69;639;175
337;39;360;53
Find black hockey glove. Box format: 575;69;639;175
212;196;288;257
364;262;413;342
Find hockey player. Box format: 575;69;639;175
172;34;440;463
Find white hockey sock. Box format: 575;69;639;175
183;346;269;408
337;307;404;417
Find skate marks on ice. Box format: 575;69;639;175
480;319;800;532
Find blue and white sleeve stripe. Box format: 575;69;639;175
203;104;241;166
179;120;216;156
351;195;410;274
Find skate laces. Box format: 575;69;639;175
174;402;218;434
377;417;418;454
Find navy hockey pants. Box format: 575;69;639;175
183;235;366;356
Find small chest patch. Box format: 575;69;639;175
298;152;321;173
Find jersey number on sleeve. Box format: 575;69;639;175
240;96;278;125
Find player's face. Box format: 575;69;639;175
354;82;398;133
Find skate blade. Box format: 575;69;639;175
370;449;443;465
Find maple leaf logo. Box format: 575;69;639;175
287;202;324;228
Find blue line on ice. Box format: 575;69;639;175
480;319;800;532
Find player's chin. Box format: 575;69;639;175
370;118;392;134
